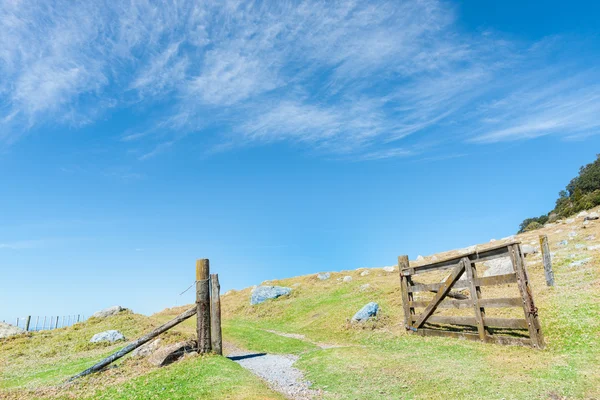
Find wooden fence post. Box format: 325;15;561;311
210;273;223;355
42;316;47;330
539;235;554;286
55;316;59;329
35;316;39;331
196;259;211;353
398;255;414;330
25;316;31;332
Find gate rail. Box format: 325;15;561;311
398;241;544;348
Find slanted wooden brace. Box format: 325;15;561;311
398;241;545;348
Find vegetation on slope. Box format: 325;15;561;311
2;208;599;399
519;154;600;233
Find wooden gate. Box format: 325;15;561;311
398;241;544;348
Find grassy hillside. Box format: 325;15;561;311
2;207;599;399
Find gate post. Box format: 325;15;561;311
210;274;223;355
196;259;211;353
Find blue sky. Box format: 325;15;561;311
1;0;599;322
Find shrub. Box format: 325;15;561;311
518;154;600;231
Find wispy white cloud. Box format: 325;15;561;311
0;0;598;157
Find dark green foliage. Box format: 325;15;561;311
519;154;600;232
518;216;547;234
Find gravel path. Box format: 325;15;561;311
226;344;321;400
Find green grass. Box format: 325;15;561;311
77;355;284;400
2;216;600;399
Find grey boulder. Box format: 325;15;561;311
0;322;24;339
317;272;331;280
148;341;197;367
483;257;513;276
131;338;162;357
352;302;379;322
91;306;128;319
250;286;292;305
90;330;125;343
521;245;538;255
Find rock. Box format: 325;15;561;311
416;255;424;261
317;272;331;280
490;239;496;242
588;245;600;251
566;218;575;224
132;339;162;357
382;266;395;272
91;306;128;319
359;284;371;292
90;330;125;343
501;235;516;241
360;270;370;276
250;286;292;305
343;276;353;283
482;256;513;276
585;235;596;241
459;245;477;254
555;229;563;234
575;244;585;250
351;302;379;322
577;211;589;218
148;341;197;367
585;212;599;221
558;240;568;246
583;220;590;226
568;232;577;238
521;245;537;255
430;255;438;262
569;258;592;268
0;322;24;339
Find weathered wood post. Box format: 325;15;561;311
55;316;59;329
25;316;31;331
34;316;39;331
398;255;414;331
196;259;211;353
210;273;223;355
42;316;47;330
539;235;554;286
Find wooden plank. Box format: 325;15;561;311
408;273;517;293
474;273;517;286
403;242;516;274
69;306;197;382
415;328;533;347
464;257;487;341
398;255;414;330
210;273;223;355
410;297;522;309
510;245;545;349
411;315;528;329
539;235;554;286
413;262;465;328
196;259;211;353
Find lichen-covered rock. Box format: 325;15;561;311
483;256;513;276
250;286;292;305
382;266;395;272
416;255;424;261
360;270;370;276
521;244;538;255
91;306;128;319
148;341;197;367
0;322;24;339
131;338;162;357
343;276;352;282
90;330;125;343
352;302;379;322
317;272;330;280
585;212;599;221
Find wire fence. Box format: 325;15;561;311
4;315;88;332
